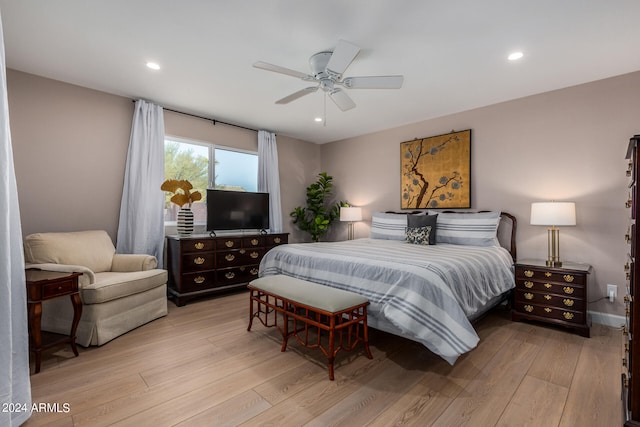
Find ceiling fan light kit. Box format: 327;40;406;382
254;39;404;112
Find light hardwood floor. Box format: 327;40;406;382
25;291;622;426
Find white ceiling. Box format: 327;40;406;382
1;1;639;144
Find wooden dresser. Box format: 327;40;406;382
624;134;640;426
512;259;591;338
166;233;288;306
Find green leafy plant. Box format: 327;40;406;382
290;172;347;242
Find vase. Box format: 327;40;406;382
177;207;194;237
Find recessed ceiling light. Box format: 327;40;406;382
314;117;323;122
146;62;161;70
508;52;524;61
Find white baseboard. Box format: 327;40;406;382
589;310;626;328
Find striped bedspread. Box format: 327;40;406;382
259;238;515;364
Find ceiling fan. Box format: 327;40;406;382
253;40;404;112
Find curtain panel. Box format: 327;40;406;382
116;100;165;267
257;130;283;233
0;8;32;425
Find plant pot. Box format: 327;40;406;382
177;207;194;237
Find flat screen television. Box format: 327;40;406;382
206;189;270;232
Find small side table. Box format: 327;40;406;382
512;259;591;337
26;269;83;374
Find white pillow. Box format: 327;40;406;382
370;212;408;240
434;211;500;246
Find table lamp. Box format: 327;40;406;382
530;201;576;267
340;207;362;240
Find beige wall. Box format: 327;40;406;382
8;69;320;244
321;70;640;317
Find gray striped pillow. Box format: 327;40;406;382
434;211;500;246
370;212;408;240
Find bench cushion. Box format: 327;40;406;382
250;275;368;313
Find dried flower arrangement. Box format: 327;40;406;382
160;179;202;208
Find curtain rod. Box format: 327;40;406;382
132;100;259;133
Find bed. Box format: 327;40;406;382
259;211;517;364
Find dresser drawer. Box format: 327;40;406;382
265;234;287;246
216;249;264;268
243;236;264;248
217;265;260;286
180;238;216;253
514;289;584;310
181;252;215;271
216;238;242;250
179;271;217;293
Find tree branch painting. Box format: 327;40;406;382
400;129;471;209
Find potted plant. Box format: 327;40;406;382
290;172;347;242
161;179;202;236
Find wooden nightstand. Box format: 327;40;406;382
26;269;83;374
512;259;591;337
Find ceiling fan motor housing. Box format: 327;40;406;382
309;51;333;80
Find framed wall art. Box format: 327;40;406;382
400;129;471;209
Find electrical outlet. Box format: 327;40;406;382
607;284;618;302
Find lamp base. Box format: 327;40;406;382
546;259;563;268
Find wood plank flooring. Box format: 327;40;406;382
24;291;623;426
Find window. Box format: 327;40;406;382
164;137;258;223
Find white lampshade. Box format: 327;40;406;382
340;206;362;222
530;202;576;226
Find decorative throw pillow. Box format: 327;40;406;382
405;226;432;245
434;211;500;246
408;214;438;245
370;212;408;240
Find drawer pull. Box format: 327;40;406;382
625;262;630;272
544;308;552;313
563;286;574;294
524;292;533;300
563;274;574;283
544;283;552;289
524;270;534;278
250;268;259;275
274;237;281;244
225;272;235;279
194;257;205;265
624;294;633;303
250;251;259;259
524;281;534;288
225;241;235;248
251;239;259;246
545;272;552;278
524;305;533;313
626;198;632;208
194;276;205;284
627;163;633;176
225;254;235;261
58;286;63;291
194;242;205;250
563;312;574;320
544;295;552;300
562;299;574;307
623;357;628;367
622;325;629;336
239;249;246;254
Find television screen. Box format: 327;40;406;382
206;189;270;231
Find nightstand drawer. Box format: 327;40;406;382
515;267;586;286
42;279;77;299
514;302;585;324
514;289;584;310
515;279;585;298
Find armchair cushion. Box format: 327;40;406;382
83;270;168;304
24;230;116;273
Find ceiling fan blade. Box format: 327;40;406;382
342;75;404;89
275;86;318;104
326;40;360;77
329;88;356;111
253;61;311;80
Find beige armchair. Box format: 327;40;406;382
24;230;168;346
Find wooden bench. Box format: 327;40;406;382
247;274;372;380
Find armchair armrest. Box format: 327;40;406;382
24;263;95;287
111;254;158;272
